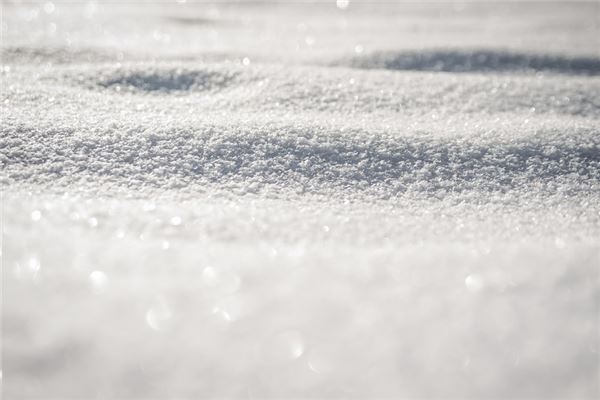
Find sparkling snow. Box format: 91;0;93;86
1;1;599;398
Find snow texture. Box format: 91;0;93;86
1;1;600;399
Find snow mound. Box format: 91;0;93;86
342;49;600;75
0;46;120;65
3;123;599;197
97;67;239;93
22;62;600;117
2;1;600;398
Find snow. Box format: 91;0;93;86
1;1;599;398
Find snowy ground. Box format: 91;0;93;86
1;1;600;398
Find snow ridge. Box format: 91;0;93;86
3;123;599;197
98;69;238;93
343;49;600;75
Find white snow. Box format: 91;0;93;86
1;1;599;399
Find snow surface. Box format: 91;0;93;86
1;1;600;398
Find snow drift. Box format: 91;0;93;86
2;1;599;399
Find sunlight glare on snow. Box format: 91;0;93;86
202;266;241;294
43;2;55;14
212;306;232;322
146;297;172;331
28;256;41;274
142;202;156;212
336;0;350;10
555;237;566;249
465;274;485;293
47;23;57;35
212;296;243;323
307;347;335;375
89;270;108;293
31;210;42;221
15;255;42;281
263;331;305;363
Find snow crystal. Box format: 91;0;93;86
89;270;109;293
465;274;485;293
31;209;42;221
336;0;350;11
